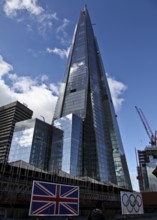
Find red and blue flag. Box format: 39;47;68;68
29;181;79;216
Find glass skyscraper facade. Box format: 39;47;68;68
53;8;132;189
50;114;82;176
8;118;57;170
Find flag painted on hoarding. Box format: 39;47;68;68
29;181;79;216
120;191;144;215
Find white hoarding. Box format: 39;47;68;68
120;191;144;215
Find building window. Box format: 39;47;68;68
70;89;76;93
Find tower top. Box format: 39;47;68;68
83;4;88;13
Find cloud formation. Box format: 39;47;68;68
3;0;58;37
0;55;58;123
3;0;70;43
46;47;70;59
56;18;71;45
0;55;127;124
0;55;13;77
3;0;44;17
107;74;127;111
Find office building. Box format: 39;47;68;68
0;101;33;163
53;7;132;189
8;118;63;170
137;145;157;191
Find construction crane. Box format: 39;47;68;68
135;106;157;146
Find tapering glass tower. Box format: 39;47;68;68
53;7;132;189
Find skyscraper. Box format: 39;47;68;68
53;7;132;189
0;101;33;163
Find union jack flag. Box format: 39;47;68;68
29;181;79;216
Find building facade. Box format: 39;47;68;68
8;118;62;170
0;101;33;163
53;8;132;189
49;113;82;176
137;146;157;191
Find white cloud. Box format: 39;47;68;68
3;0;58;37
41;74;48;82
15;84;58;123
3;0;71;41
3;0;44;17
46;47;70;59
37;11;58;37
49;83;60;96
0;55;127;123
0;55;58;123
56;18;71;45
0;79;15;104
56;18;69;34
11;75;37;92
37;12;58;24
0;55;13;78
107;74;127;111
26;24;32;31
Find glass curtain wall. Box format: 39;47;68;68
8;119;53;170
50;114;82;176
52;8;132;189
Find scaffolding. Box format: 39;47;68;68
0;161;129;218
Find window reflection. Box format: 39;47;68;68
51;113;82;176
8;121;35;163
8;118;53;170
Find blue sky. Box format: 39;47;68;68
1;0;157;191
